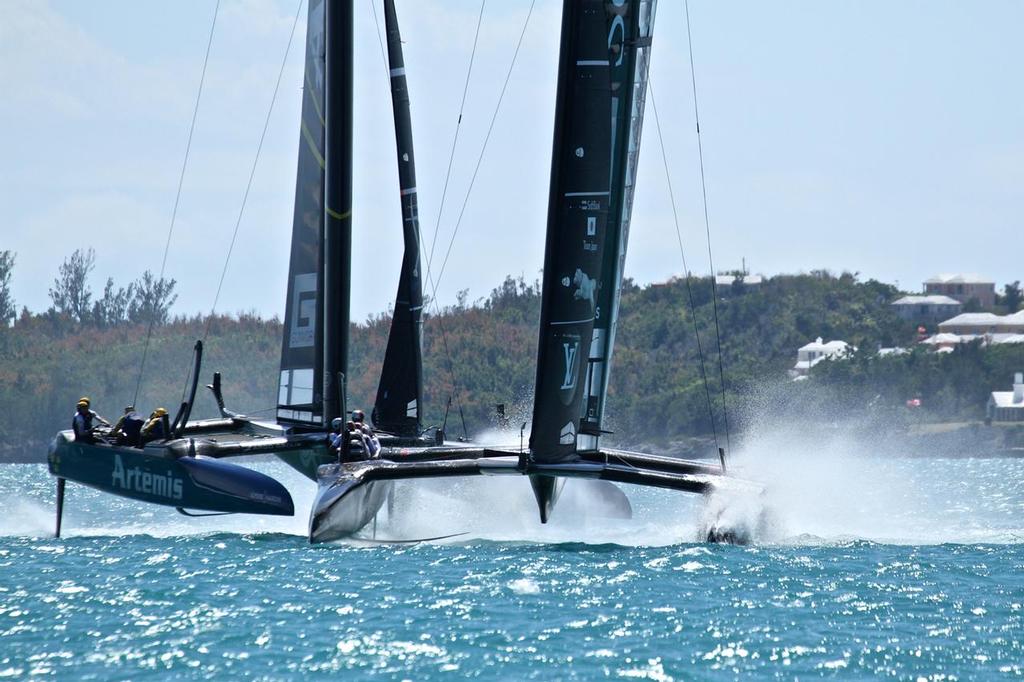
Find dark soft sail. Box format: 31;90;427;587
372;0;424;437
278;0;353;427
529;0;656;461
278;0;327;426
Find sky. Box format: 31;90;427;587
2;0;1022;323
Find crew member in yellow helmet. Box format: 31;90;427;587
141;407;170;443
72;397;110;443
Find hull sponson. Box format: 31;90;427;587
48;432;294;516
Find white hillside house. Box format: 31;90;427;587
791;337;852;379
987;373;1024;423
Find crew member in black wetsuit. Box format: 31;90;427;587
351;409;380;458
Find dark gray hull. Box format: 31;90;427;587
305;447;759;543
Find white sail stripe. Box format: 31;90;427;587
550;317;595;326
564;191;610;197
400;187;417;196
389;67;406;77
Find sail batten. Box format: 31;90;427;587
373;0;424;437
529;0;657;463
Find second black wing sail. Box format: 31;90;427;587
373;0;424;437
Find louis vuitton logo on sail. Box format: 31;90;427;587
561;341;579;390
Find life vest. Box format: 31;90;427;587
121;412;144;442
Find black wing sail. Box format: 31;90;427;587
529;0;656;461
372;0;424;437
579;0;654;447
321;0;354;426
278;0;353;428
278;0;327;426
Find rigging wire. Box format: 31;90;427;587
423;0;534;439
648;81;721;453
133;0;220;409
367;0;391;81
431;0;536;293
203;0;304;341
684;0;731;453
425;0;487;280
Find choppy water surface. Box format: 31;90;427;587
2;452;1023;679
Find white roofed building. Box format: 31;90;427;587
987;373;1024;423
790;337;852;378
891;295;962;324
924;274;996;308
714;273;763;294
938;311;1024;335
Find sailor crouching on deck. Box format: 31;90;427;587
141;407;169;443
72;397;110;443
329;417;347;456
111;405;145;447
351;409;381;459
329;412;381;463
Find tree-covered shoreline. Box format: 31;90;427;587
2;248;1022;461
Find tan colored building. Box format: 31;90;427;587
924;274;996;308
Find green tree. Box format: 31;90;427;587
93;277;135;328
0;250;15;326
48;248;96;324
128;271;177;326
1004;281;1022;313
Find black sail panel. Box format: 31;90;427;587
529;0;614;462
530;0;656;462
373;0;424;437
322;0;354;426
278;0;327;426
580;0;655;447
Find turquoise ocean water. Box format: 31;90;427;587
2;450;1023;679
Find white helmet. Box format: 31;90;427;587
331;417;344;431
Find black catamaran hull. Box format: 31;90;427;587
306;448;758;543
48;431;295;516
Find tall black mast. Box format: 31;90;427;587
373;0;425;436
322;0;354;426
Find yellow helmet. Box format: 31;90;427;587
78;397;90;406
153;407;168;417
